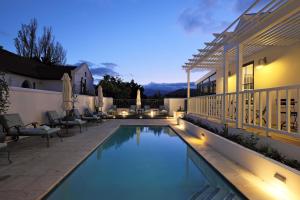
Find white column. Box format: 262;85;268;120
187;69;191;113
222;48;228;123
187;69;191;98
235;44;243;128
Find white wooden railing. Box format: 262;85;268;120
188;84;300;136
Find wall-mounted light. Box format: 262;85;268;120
257;57;267;69
228;70;232;76
274;172;286;183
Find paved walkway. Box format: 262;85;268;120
0;119;282;200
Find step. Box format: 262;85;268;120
223;193;237;200
211;189;230;200
195;186;220;200
190;185;210;200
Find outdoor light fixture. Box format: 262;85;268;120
150;110;154;118
139;115;143;119
121;110;128;118
257;57;267;69
274;172;286;183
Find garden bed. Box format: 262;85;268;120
179;117;300;199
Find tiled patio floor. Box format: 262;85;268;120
0;119;282;200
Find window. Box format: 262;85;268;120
242;61;254;90
196;72;216;96
85;72;87;77
33;82;36;89
21;80;31;88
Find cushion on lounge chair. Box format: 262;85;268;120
0;143;7;149
0;113;25;130
61;120;86;125
40;125;51;131
0;113;61;136
73;109;82;118
46;111;61;124
18;127;60;136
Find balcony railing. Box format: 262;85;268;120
188;84;300;136
113;99;164;108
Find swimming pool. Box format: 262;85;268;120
45;126;245;200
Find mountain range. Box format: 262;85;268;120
143;82;196;96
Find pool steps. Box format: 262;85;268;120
190;185;239;200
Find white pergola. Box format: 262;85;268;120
183;0;300;127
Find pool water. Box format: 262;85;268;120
45;126;245;200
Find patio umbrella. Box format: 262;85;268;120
136;89;141;109
62;73;72;112
98;85;104;112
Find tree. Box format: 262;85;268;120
14;18;38;59
97;75;144;99
14;18;66;65
0;72;9;114
38;27;66;65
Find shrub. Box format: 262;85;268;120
182;116;300;171
0;71;9;114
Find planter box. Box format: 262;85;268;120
179;118;300;199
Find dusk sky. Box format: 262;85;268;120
0;0;253;84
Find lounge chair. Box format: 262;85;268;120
159;105;168;116
107;105;117;116
0;141;11;163
0;113;61;147
46;111;87;133
143;105;151;114
129;105;136;115
86;107;108;119
74;109;101;123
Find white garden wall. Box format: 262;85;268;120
7;87;112;124
164;98;185;116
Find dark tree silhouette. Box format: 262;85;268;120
97;75;144;99
0;71;9;114
14;18;67;65
14;18;38;59
38;27;66;65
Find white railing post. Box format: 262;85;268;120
259;91;263;127
248;92;251;125
242;93;245;127
222;48;228;123
235;44;243;128
253;91;256;126
187;69;191;113
297;89;300;133
286;89;291;133
266;91;272;137
276;90;281;130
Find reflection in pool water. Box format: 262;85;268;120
45;126;245;200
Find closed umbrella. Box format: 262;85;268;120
98;85;104;112
62;73;72;112
136;89;141;109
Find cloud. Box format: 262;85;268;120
0;30;10;37
76;60;119;78
101;62;118;68
90;66;119;77
178;0;229;33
